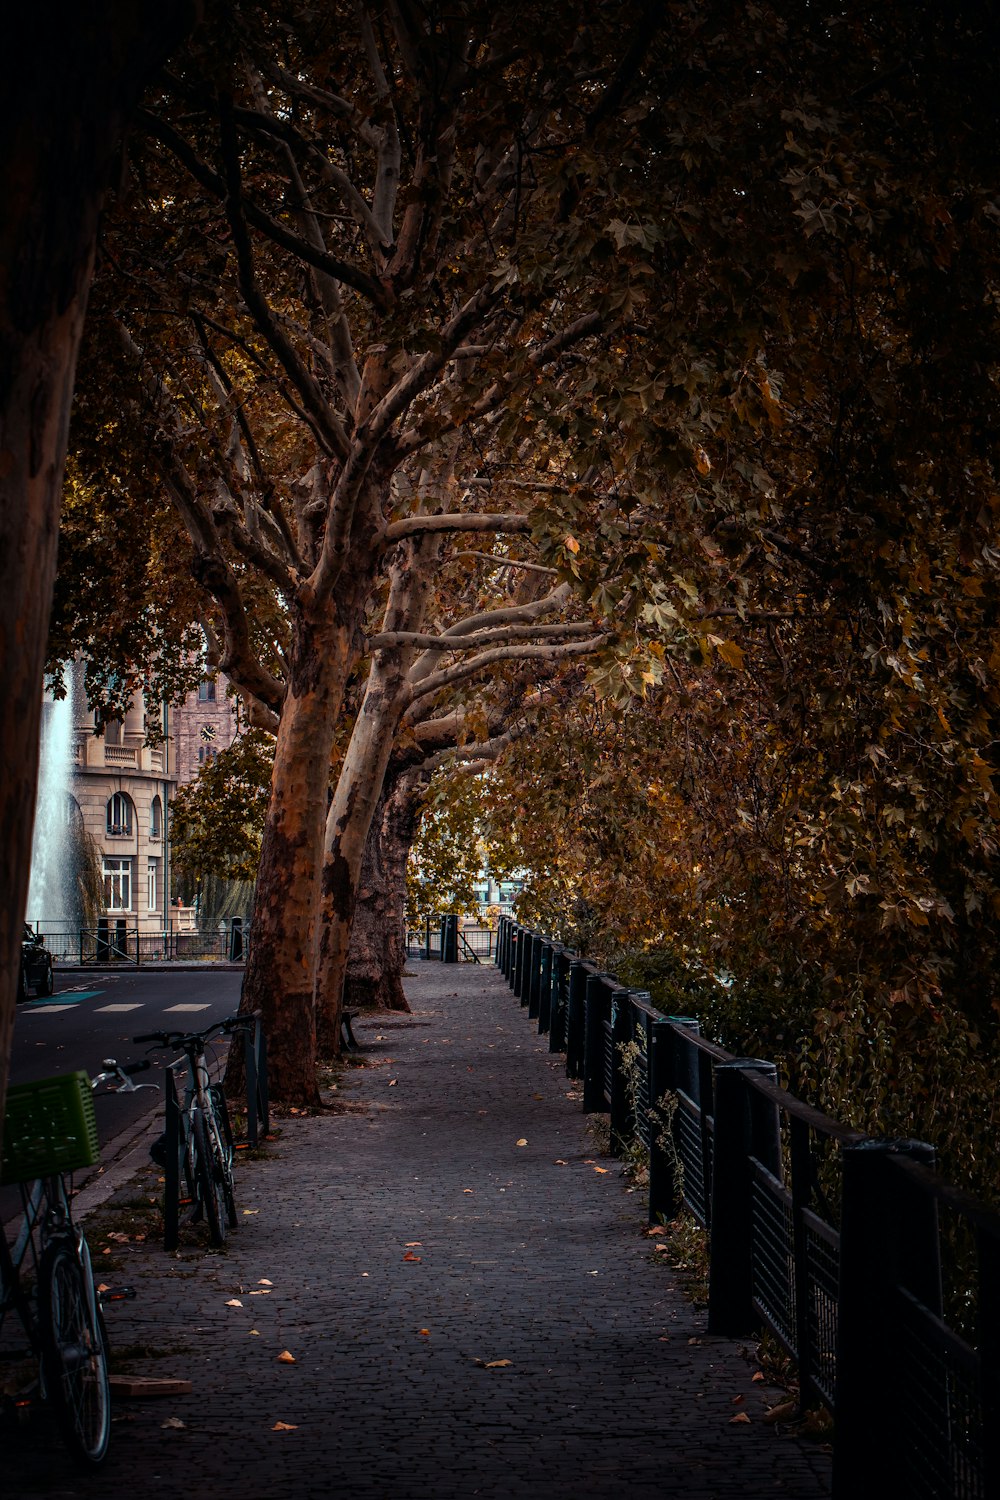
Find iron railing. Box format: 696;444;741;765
406;915;497;963
39;923;248;966
497;916;1000;1500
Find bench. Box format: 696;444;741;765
341;1009;361;1053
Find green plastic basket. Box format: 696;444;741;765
0;1071;99;1185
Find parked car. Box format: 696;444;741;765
20;924;55;1000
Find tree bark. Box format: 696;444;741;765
313;538;437;1051
237;607;353;1101
344;777;424;1014
0;5;195;1149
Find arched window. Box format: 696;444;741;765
150;795;162;840
106;792;133;837
197;678;217;703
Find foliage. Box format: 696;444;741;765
405;772;488;928
170;730;273;885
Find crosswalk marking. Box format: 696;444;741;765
164;1004;212;1013
24;1004;74;1015
95;1004;144;1013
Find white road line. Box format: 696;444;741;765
25;1005;73;1015
95;1004;144;1013
164;1004;212;1013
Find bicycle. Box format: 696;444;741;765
0;1058;155;1465
135;1013;257;1249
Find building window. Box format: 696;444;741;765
147;858;159;912
198;678;217;703
103;857;132;912
150;795;162;839
106;792;133;836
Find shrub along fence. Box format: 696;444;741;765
497;917;1000;1500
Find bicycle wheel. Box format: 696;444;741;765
192;1108;227;1246
210;1087;238;1229
37;1239;110;1465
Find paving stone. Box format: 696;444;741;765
2;964;831;1498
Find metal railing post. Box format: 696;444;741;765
707;1059;780;1335
527;933;542;1017
582;974;609;1113
834;1139;939;1500
608;988;634;1155
565;959;590;1079
163;1067;182;1252
647;1018;697;1223
537;942;553;1032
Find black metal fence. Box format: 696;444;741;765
40;921;249;966
497;917;1000;1500
406;915;497;963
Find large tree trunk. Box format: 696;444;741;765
237;610;354;1103
0;5;194;1151
345;775;424;1013
313;539;436;1052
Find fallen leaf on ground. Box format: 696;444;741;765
730;1412;752;1426
463;1188;474;1194
226;1298;244;1307
731;1395;744;1405
258;1278;273;1286
763;1401;798;1426
388;1079;398;1087
250;1330;260;1337
646;1226;666;1236
404;1242;422;1247
593;1165;609;1174
516;1138;528;1147
554;1159;567;1166
97;1283;110;1294
402;1252;422;1262
250;1289;271;1296
243;1209;260;1216
272;1422;298;1431
418;1329;430;1336
688;1337;701;1346
161;1417;186;1430
277;1351;296;1364
485;1359;512;1368
751;1371;765;1383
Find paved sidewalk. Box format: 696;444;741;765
4;965;831;1499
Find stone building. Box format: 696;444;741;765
171;672;239;787
67;661;177;937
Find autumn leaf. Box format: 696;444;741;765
161;1417;186;1430
258;1278;273;1286
729;1412;752;1426
516;1137;528;1146
402;1251;422;1262
564;534;580;554
404;1242;422;1247
418;1329;430;1336
593;1165;609;1174
277;1351;296;1364
485;1359;512;1368
225;1298;244;1307
272;1422;298;1432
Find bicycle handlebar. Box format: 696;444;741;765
133;1012;259;1051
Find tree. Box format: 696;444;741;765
0;4;196;1153
72;0;659;1099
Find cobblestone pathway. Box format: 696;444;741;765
3;964;832;1499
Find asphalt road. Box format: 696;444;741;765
4;966;245;1223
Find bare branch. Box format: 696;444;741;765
371;620;595;652
405;634;606;710
384;511;531;542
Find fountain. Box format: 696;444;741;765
26;673;76;932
